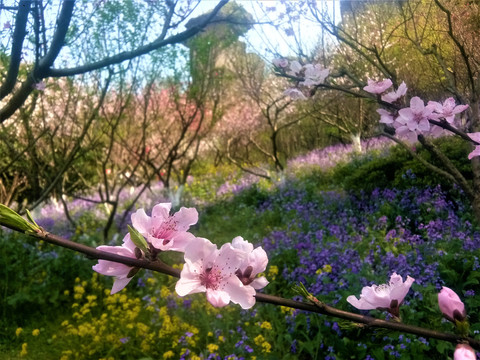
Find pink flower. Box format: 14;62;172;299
377;109;395;124
363;79;393;94
175;237;256;309
438;286;466;323
301;64;329;86
284;88;307;100
454;344;476;360
33;81;46;91
231;236;269;290
92;234;140;294
467;133;480;159
428;98;469;124
131;203;197;252
272;58;288;68
287;60;302;76
395;97;435;141
347;273;414;316
381;82;407;103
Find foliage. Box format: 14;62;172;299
2;150;480;358
333;136;472;193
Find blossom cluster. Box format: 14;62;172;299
92;203;268;309
272;58;329;100
364;79;474;150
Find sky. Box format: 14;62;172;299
191;0;341;60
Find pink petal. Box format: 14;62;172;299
452;104;469;114
151;203;172;221
251;276;269;290
175;263;205;296
409;97;425;113
468;146;480;160
164;232;195;252
467;133;480;143
223;276;256;309
216;243;244;271
130;208;151;234
92;259;132;277
388;274;414;303
248;247;269;274
172;207;198;231
417;119;430;132
206;289;231;307
346;295;374;310
184;237;218;265
111;277;133;294
398;108;414;122
231;236;254;253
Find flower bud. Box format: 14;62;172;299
454;344;476;360
438;287;466;323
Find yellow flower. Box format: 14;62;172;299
316;268;323;275
261;341;272;353
260;321;272;330
207;331;213;337
163;350;175;359
160;286;170;298
32;329;40;336
218;335;225;342
323;264;332;273
268;265;279;277
20;342;28;357
207;343;219;353
64;290;70;296
15;327;23;336
254;335;265;346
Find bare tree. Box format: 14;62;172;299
0;0;229;122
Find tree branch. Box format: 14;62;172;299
0;219;479;351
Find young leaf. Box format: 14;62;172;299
0;204;40;233
127;225;149;254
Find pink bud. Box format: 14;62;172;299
454;344;476;360
438;286;466;322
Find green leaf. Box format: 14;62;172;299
127;225;149;254
0;204;40;233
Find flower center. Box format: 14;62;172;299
199;267;223;290
152;219;177;240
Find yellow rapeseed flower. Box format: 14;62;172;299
207;344;219;353
268;265;279;277
260;321;272;330
254;335;265;346
262;341;272;353
20;342;27;357
15;327;23;336
32;329;40;336
163;350;175;359
160;286;170;298
323;264;332;273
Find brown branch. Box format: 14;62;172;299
0;0;31;101
1;220;479;351
0;0;75;122
45;0;229;78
